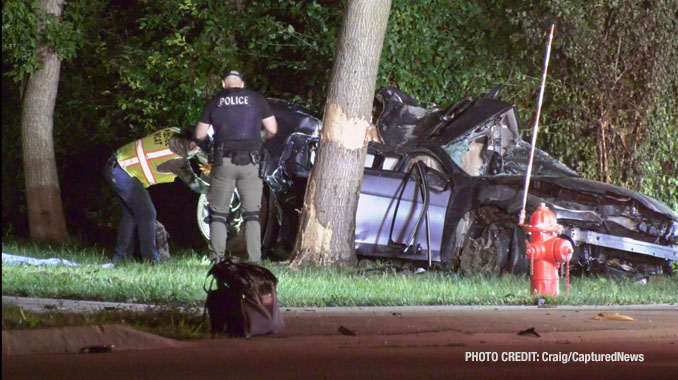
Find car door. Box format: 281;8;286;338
355;152;452;263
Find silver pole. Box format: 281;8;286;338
519;24;555;225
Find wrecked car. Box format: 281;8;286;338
197;88;678;277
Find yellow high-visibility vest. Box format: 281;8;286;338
115;127;182;187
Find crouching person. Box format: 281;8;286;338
105;127;208;263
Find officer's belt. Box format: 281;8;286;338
220;139;262;153
222;149;256;158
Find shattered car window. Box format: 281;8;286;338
501;141;579;177
440;101;521;176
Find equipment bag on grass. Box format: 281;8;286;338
155;221;171;261
204;259;284;337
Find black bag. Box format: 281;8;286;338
204;259;284;337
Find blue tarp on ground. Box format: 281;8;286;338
2;252;80;267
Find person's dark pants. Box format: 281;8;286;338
207;158;262;263
105;157;158;262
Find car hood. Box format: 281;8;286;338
374;87;520;148
536;176;678;220
469;174;678;243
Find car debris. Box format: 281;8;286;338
79;345;114;354
594;312;635;321
196;89;678;278
338;326;357;336
517;327;541;337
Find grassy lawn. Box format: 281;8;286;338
3;240;678;308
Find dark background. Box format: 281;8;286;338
3;0;676;251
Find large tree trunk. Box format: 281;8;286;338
21;0;69;242
290;0;391;267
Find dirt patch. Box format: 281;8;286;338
2;324;187;356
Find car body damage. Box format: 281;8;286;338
197;89;677;277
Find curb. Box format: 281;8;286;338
4;295;677;315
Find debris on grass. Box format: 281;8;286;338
2;252;80;267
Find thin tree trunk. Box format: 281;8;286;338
290;0;391;267
21;0;69;242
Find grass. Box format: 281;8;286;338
2;240;678;308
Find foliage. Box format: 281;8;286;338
2;0;96;238
504;0;678;209
2;0;677;243
377;0;533;107
1;0;83;83
105;0;343;131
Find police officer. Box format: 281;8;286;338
195;70;277;263
105;127;208;263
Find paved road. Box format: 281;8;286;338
3;297;677;379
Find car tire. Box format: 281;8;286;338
505;226;529;275
457;208;526;276
459;222;509;276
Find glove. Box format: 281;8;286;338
188;177;210;194
199;163;212;176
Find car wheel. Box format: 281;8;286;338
457;207;526;276
459;222;509;276
505;226;529;275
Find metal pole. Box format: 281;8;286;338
519;24;555;226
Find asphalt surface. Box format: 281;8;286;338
3;297;678;379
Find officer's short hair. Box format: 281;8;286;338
222;70;243;81
222;70;244;89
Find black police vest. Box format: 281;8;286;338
212;89;263;152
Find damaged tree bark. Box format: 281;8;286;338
21;0;69;242
290;0;391;267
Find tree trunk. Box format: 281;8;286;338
21;0;69;242
290;0;391;267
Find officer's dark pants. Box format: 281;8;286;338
207;157;262;263
105;158;159;262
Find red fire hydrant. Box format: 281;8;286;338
522;203;574;296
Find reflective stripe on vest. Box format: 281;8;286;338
115;128;181;187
